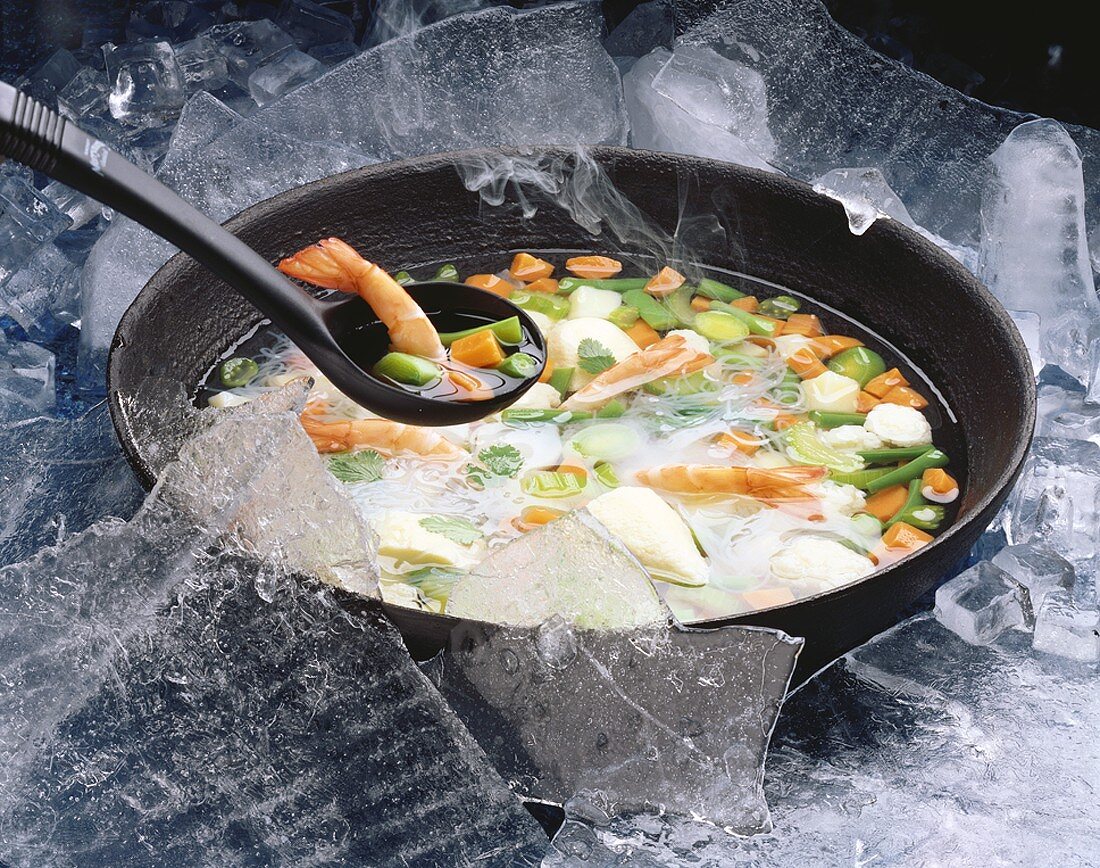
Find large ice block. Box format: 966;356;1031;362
933;561;1031;642
445;509;669;629
428;617;801;832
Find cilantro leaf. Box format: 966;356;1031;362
419;515;484;545
327;449;385;484
577;338;616;375
478;444;524;478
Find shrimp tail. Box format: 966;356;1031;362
278;237;366;294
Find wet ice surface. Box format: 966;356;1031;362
428;617;800;834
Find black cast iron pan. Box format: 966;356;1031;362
107;147;1036;683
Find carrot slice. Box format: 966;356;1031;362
881;385;928;409
922;468;957;496
512;505;565;532
509;252;554;281
810;335;864;358
881;521;934;549
465;273;512;297
743;587;796;609
731;370;755;386
690;296;712;313
556;463;588;481
644;266;686;298
625;319;661;348
450;329;505;368
717;430;761;455
565;255;622;279
525;277;559;294
787;347;828;379
781;313;824;337
863;484;909;523
856;390;882;413
773;413;806;431
865;367;908;398
729;296;759;312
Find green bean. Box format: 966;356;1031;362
808;410;868;429
708;300;780;337
433;263;459;281
827;347;886;387
497;352;540;379
593;461;619;488
694;310;750;342
374;352;442;387
439;316;523;346
758;294;801;319
695;277;746;302
885;479;946;529
621;289;679;331
521;470;586;497
501;400;624;425
511;291;569;320
827;466;894;490
864;448;949;493
548;366;574;398
557;277;648;294
608;305;640;329
394;271;413;286
219;357;258;388
664;284;697;327
859;445;934;464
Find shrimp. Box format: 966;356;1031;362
561;334;714;411
300;411;466;460
279;238;446;361
635;464;827;498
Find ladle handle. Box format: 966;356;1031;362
0;81;330;353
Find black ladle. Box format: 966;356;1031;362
0;81;546;425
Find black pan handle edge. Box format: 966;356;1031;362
0;80;331;356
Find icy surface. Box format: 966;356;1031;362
934;561;1030;642
555;614;1099;865
445;510;668;629
247;48;324;106
429;618;801;832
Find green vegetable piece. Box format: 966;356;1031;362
849;512;883;539
569;423;641;461
693;310;750;342
808;410;868;429
621;289;679;331
502;408;592;424
642;370;714;396
497;352;540;379
859;445;935;464
511;291;570;320
827;347;886;387
664;284;697;327
596;399;626;418
770;368;803;406
394;271;413;285
593;461;619;488
577;338;617;375
439;316;523;347
418;515;483;544
548;366;574;398
608;305;640;329
219;357;259;388
708;300;780;337
557;277;648;294
695;277;746;302
374;352;442;387
404;566;464;604
864;448;949;494
827;465;894;490
433;263;459;281
327;449;385;484
521;470;586;498
785;422;865;473
758;294;801;319
477;444;524;478
885;478;946;530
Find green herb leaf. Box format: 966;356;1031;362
327;450;385;484
478;444;524;478
577;338;616;375
419;515;483;545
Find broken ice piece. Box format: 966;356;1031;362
428;617;801;832
445;509;669;629
991;543;1075;611
934;561;1030;643
205;19;297;89
14;48;81;107
0;243;80;339
56;66;110;121
812;167;915;236
174;35;230;93
247;49;324;106
0;176;73;287
1032;589;1100;663
275;0;356;49
0;335;56;421
103;41;187;125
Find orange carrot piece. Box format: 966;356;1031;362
787;347;828;379
742;587;796;609
731;370;755;386
556;463;588;481
565;255;622;279
863;484;909;523
690;296;712;313
810;335;864;358
465;273;512;297
865;367;909;398
782;313;824;337
716;430;760;455
729;296;759;312
773;413;806;431
644;266;686;298
450;329;505;368
539;359;555;383
524;277;559;294
509;252;554;281
881;385;928;409
512;505;565;532
881;521;934;549
856;390;882;413
625;319;661;348
922;468;957;496
446;368;483;391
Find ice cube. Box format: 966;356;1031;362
125;0;215;42
934;561;1030;642
204;18;297;88
262;1;628;159
40;180;102;230
623;47;776;172
102;40;187;125
428;617;801;831
992;543;1075;610
307;40;359;65
445;510;669;629
1008;309;1043;377
0;176;73;287
979;120;1099;383
14;48;81;107
275;0;355;49
56;65;110;121
1033;589;1099;663
247;48;324;106
0;243;80;339
173;35;230;93
0;334;56;421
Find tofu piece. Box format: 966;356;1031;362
547;318;640;390
807;480;866;516
666;328;712;356
586;487;709;587
508;381;562;411
207;391;253;408
527;311;555;336
377;511;487;570
769;537;876;585
567;285;623;320
864;403;933;447
800;370;860;413
771;334;815;360
820;424;884;453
